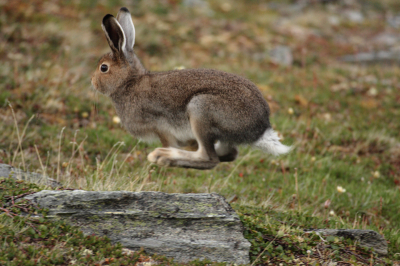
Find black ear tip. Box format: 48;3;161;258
120;7;130;13
102;14;115;24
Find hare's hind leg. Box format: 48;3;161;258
147;117;219;170
215;141;238;162
156;131;198;151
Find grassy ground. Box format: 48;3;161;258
1;0;400;264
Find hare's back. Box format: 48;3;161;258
150;69;271;143
151;69;267;105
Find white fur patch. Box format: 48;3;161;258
252;128;292;156
215;141;231;156
157;120;195;143
147;151;158;163
148;147;207;163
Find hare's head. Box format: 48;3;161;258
92;7;145;96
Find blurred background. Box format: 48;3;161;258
1;0;400;258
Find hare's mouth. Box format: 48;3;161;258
90;77;98;91
90;79;108;96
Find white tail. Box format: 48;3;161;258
252;128;292;156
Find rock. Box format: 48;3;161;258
182;0;213;16
320;0;340;3
344;10;364;23
0;163;61;188
387;14;400;29
306;229;388;255
268;2;307;16
182;0;206;8
373;32;400;47
342;0;358;6
23;190;251;264
340;50;400;64
269;45;293;66
328;15;341;26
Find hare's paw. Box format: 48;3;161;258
147;148;183;166
147;148;170;164
148;147;195;164
147;147;219;169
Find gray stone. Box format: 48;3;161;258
373;33;400;47
344;10;364;23
328;15;341;26
182;0;206;8
0;163;61;188
387;15;400;29
182;0;213;16
306;229;387;255
23;190;251;264
340;50;400;64
269;45;293;66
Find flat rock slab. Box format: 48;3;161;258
306;229;387;255
0;163;61;188
340;51;400;64
24;190;251;264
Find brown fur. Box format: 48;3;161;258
91;8;289;169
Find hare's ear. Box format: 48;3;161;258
101;14;126;56
116;7;135;52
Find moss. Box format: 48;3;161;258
0;178;145;265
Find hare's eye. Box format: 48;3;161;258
100;64;109;73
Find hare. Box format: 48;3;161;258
91;7;291;170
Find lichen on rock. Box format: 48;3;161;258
24;190;251;264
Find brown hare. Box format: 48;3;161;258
91;7;291;170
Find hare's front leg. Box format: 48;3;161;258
147;116;220;170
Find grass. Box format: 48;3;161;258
1;0;400;264
0;178;188;266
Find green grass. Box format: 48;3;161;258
0;178;199;266
1;0;400;264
